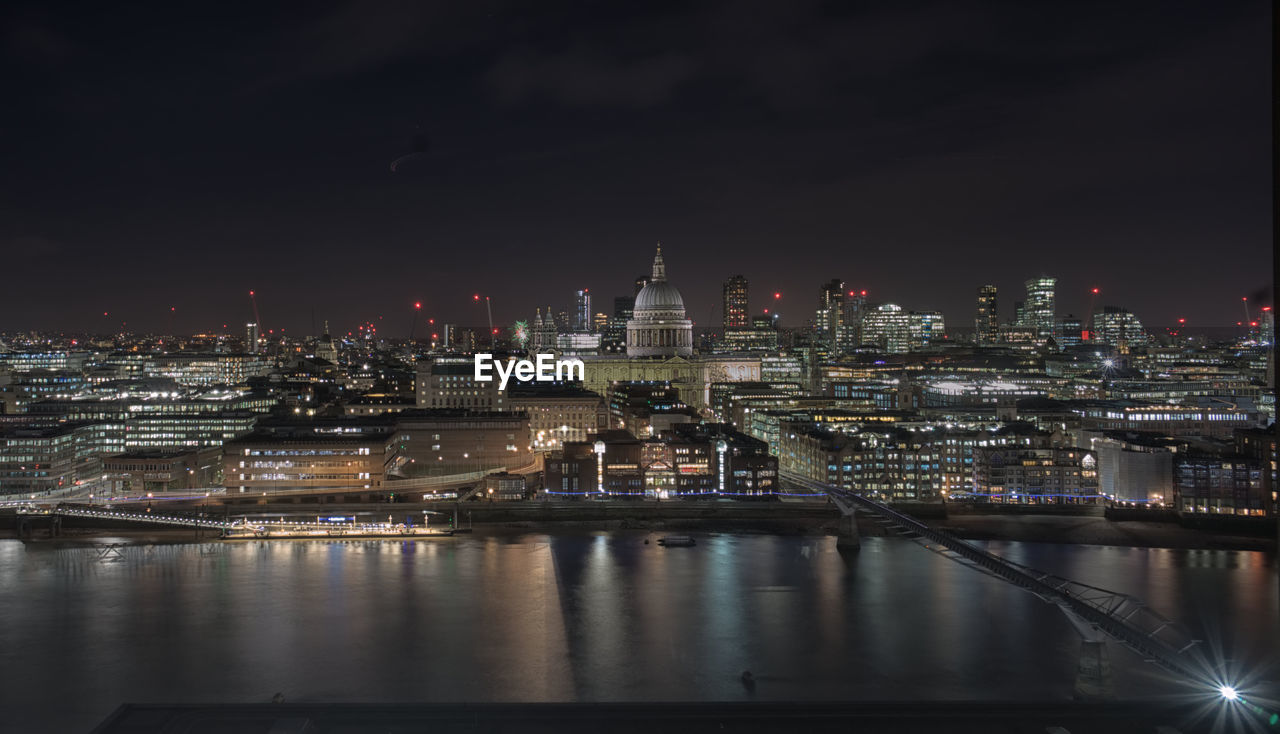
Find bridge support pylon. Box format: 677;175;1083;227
1057;603;1114;701
829;495;860;550
1073;639;1114;701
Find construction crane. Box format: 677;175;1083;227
249;291;262;328
474;294;495;349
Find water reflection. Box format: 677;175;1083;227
0;534;1275;734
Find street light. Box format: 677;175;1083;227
594;440;606;496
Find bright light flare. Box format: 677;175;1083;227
1219;686;1239;701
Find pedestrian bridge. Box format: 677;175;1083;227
17;504;228;531
783;472;1225;698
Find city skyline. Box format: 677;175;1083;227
2;1;1270;334
0;251;1269;338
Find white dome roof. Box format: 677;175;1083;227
632;243;686;314
635;280;685;312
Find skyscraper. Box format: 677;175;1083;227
975;285;998;345
244;322;259;354
816;279;845;348
723;275;748;329
1022;277;1056;338
574;289;592;332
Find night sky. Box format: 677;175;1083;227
3;1;1271;336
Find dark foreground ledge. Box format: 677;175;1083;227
92;700;1222;734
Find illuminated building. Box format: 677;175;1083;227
415;355;508;410
545;423;776;498
314;321;338;363
919;378;1050;407
861;304;946;353
1091;307;1149;347
720;327;778;352
1020;277;1056;339
574;289;592;332
1056;315;1083;348
0;351;87;372
760;354;804;384
103;448;222;494
343;395;416;416
388;410;532;479
975;285;998;345
778;423;943;502
245;322;260;354
224;419;393;494
555;332;602;356
723;275;749;328
0;422;101;495
626;245;693;358
815;279;844;350
1075;398;1261;439
508;384;606;451
1174;452;1266;515
973;445;1099;504
1234;426;1277;515
141;354;274;387
1089;433;1176;505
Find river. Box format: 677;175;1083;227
1;531;1276;732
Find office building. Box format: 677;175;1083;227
103;448;223;494
224;419;393;494
1021;277;1056;339
388;410;532;479
723;275;749;329
861;305;946;353
574;289;592;333
415;355;508;411
975;285;998;345
245;322;260;354
1091;307;1149;347
816;279;845;349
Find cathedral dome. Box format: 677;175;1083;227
634;280;685;313
632;243;686;315
626;244;693;358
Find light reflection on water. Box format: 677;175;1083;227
0;533;1275;733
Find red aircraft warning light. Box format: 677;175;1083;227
774;292;781;299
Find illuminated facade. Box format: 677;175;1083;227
975;285;998;345
723;275;748;329
973;445;1099;504
545;424;776;498
626;245;693;358
224;421;392;494
1020;277;1056;339
1091;307;1149;347
388;410;532;478
861;304;946;353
